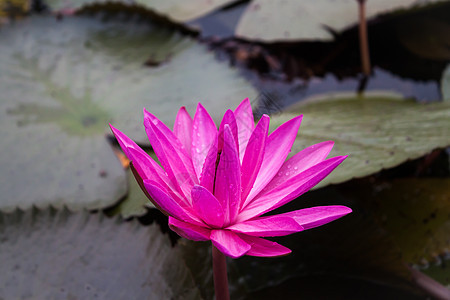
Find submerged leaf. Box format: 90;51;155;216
275;94;450;188
0;208;202;299
228;186;423;297
367;178;450;265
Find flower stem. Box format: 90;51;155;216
357;0;371;76
212;245;230;300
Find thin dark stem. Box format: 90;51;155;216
212;245;230;300
358;0;371;76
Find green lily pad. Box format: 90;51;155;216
0;14;257;211
273;94;450;188
0;208;202;299
236;0;449;42
108;168;155;219
44;0;238;22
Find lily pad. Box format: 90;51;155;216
108;168;155;219
274;94;450;188
367;178;450;264
396;17;450;61
245;274;427;300
0;14;257;211
228;186;420;296
236;0;449;42
0;208;201;299
177;240;215;300
44;0;238;22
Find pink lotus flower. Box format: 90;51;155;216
110;98;351;258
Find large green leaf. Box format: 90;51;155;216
0;208;202;299
0;14;257;211
44;0;238;22
236;0;449;42
273;94;450;188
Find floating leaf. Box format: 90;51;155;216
0;14;257;211
396;17;450;61
245;274;426;300
0;208;202;299
108;168;155;219
366;178;450;264
275;94;450;188
177;240;215;300
236;0;449;42
228;186;423;297
44;0;238;22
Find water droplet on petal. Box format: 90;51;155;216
287;165;291;169
285;172;289;176
294;166;298;170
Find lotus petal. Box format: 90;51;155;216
214;125;241;224
173;106;193;155
279;205;352;230
246;115;303;202
241;115;269;206
234;98;254;161
242;235;291;257
192;185;225;228
238;156;347;221
211;230;251;258
227;215;303;236
169;217;211;241
192;103;218;179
